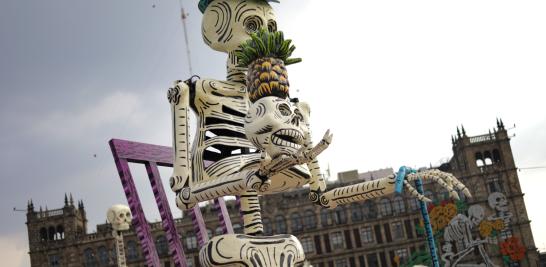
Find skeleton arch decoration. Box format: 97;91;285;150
165;0;472;266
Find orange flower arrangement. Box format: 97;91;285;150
479;221;493;237
500;237;526;261
429;202;458;232
479;219;506;238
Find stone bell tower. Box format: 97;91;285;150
26;194;88;267
445;119;539;266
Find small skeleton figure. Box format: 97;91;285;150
107;204;132;267
442;205;497;267
487;192;512;226
168;0;471;265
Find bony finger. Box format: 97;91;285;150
462;188;472;198
420;196;432;202
450;190;460;201
404;180;419;195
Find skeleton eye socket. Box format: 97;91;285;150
126;212;130;217
267;19;277;32
278;103;291;116
294;109;303;122
119;214;124;218
244;16;263;34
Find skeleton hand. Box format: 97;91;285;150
399;168;472;202
295;129;333;165
255;130;333;177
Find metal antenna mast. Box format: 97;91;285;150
179;0;194;76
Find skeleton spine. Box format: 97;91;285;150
113;231;127;267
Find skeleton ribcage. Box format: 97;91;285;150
191;80;261;184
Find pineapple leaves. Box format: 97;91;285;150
236;28;302;67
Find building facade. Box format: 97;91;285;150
26;121;539;267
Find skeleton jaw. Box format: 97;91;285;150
271;129;304;150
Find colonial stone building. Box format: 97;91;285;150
26;121;539;266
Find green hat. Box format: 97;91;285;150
198;0;279;13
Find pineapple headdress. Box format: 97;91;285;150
198;0;280;13
235;28;301;102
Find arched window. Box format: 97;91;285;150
302;210;317;229
351;203;363;222
320;209;332;226
83;248;97;267
40;227;47;241
262;217;273;235
126;241;139;261
48;226;56;241
97;246;109;266
363;200;377;219
56;225;64;240
290;212;303;232
378;198;392;217
155;235;168;256
484;151;493;165
274;215;287;234
475;152;484;167
392;196;405;214
493;149;501;163
333;206;347;224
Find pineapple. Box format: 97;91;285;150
235;29;301;102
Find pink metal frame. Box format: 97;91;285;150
109;139;234;267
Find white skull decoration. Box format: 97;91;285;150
245;97;307;158
107;204;132;231
467;204;485;226
487;192;509;212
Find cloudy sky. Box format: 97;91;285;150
1;0;545;266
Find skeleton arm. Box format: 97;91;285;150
314;170;471;209
168;80;193;204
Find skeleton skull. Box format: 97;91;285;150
487;192;508;212
245;97;307;158
202;0;276;53
107;204;132;231
467;204;485;226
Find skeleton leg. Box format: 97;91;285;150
239;190;263;235
168;80;193;194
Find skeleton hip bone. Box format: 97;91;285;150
107;204;132;231
244;97;308;158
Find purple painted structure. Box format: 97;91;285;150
109;139;235;267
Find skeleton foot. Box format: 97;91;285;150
406;169;472;200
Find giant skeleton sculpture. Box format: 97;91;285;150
166;0;472;266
